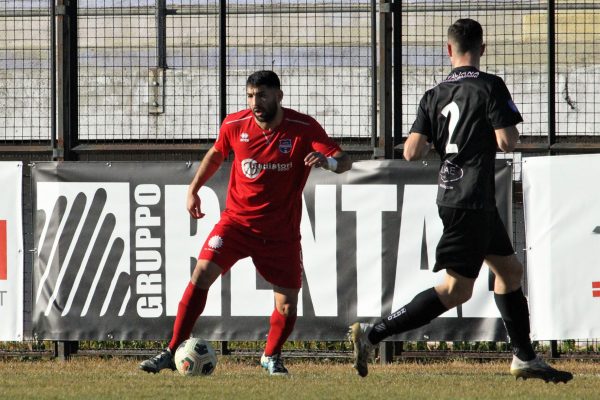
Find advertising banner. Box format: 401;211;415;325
32;160;512;341
523;154;600;340
0;162;23;341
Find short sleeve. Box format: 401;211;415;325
310;120;341;156
488;78;523;129
213;122;231;157
409;93;433;141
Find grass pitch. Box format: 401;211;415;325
0;357;597;399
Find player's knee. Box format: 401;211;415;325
278;303;297;317
450;287;472;306
439;284;473;308
496;256;524;288
191;261;221;289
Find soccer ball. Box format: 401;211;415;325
174;338;218;376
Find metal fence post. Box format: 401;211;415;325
54;340;78;360
392;0;402;154
219;0;227;124
52;0;79;356
371;0;378;153
156;0;167;69
379;342;394;364
548;0;556;155
55;0;78;161
377;0;393;159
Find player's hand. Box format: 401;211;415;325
187;191;205;219
304;151;327;168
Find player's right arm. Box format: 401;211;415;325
187;146;225;219
495;125;519;153
403;132;431;161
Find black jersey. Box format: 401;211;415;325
410;66;522;210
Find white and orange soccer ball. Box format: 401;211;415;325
174;338;217;376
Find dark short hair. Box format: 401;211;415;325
246;70;281;89
447;19;483;54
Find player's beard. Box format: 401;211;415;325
252;100;278;123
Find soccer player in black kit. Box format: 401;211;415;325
350;19;572;383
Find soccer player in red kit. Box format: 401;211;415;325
140;70;352;376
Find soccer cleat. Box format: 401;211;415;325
139;349;176;374
510;355;573;383
260;353;289;376
349;322;373;378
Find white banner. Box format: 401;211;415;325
0;162;23;340
523;154;600;340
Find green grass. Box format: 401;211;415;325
0;357;598;400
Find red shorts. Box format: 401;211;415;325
199;221;303;289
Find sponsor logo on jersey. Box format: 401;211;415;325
207;235;224;249
0;220;6;280
240;132;249;142
241;158;293;179
278;138;292;154
444;70;480;82
241;159;261;179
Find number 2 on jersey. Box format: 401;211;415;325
441;101;459;154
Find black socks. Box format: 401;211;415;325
494;288;536;361
365;286;536;362
367;287;448;345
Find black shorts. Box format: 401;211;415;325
434;206;515;279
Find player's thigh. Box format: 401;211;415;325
485;208;515;257
197;222;249;279
483;209;522;290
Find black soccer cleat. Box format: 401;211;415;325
139;349;176;374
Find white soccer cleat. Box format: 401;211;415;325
510;355;573;383
260;353;289;376
349;322;374;377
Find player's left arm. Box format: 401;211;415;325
403;132;431;161
304;150;352;174
489;78;522;153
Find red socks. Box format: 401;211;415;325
168;282;208;352
264;308;297;356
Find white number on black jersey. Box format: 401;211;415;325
441;101;459;154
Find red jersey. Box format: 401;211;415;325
213;107;341;241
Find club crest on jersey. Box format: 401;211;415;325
278;138;292;154
240;132;249;142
